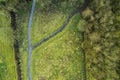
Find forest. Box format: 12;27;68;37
0;0;120;80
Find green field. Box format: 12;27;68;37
0;0;120;80
0;9;17;80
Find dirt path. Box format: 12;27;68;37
32;0;89;49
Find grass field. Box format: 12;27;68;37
16;2;86;80
0;9;17;80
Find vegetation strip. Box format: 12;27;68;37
10;11;22;80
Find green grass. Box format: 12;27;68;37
32;14;82;80
0;9;17;80
1;1;120;80
17;3;86;79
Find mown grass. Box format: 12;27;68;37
0;9;17;80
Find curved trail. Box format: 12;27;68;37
27;0;89;80
32;0;89;49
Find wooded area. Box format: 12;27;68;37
0;0;120;80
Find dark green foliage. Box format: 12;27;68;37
110;0;120;79
76;0;120;80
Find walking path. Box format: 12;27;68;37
27;0;89;80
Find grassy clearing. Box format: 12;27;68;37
0;10;17;80
32;14;82;80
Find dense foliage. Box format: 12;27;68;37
78;0;120;79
